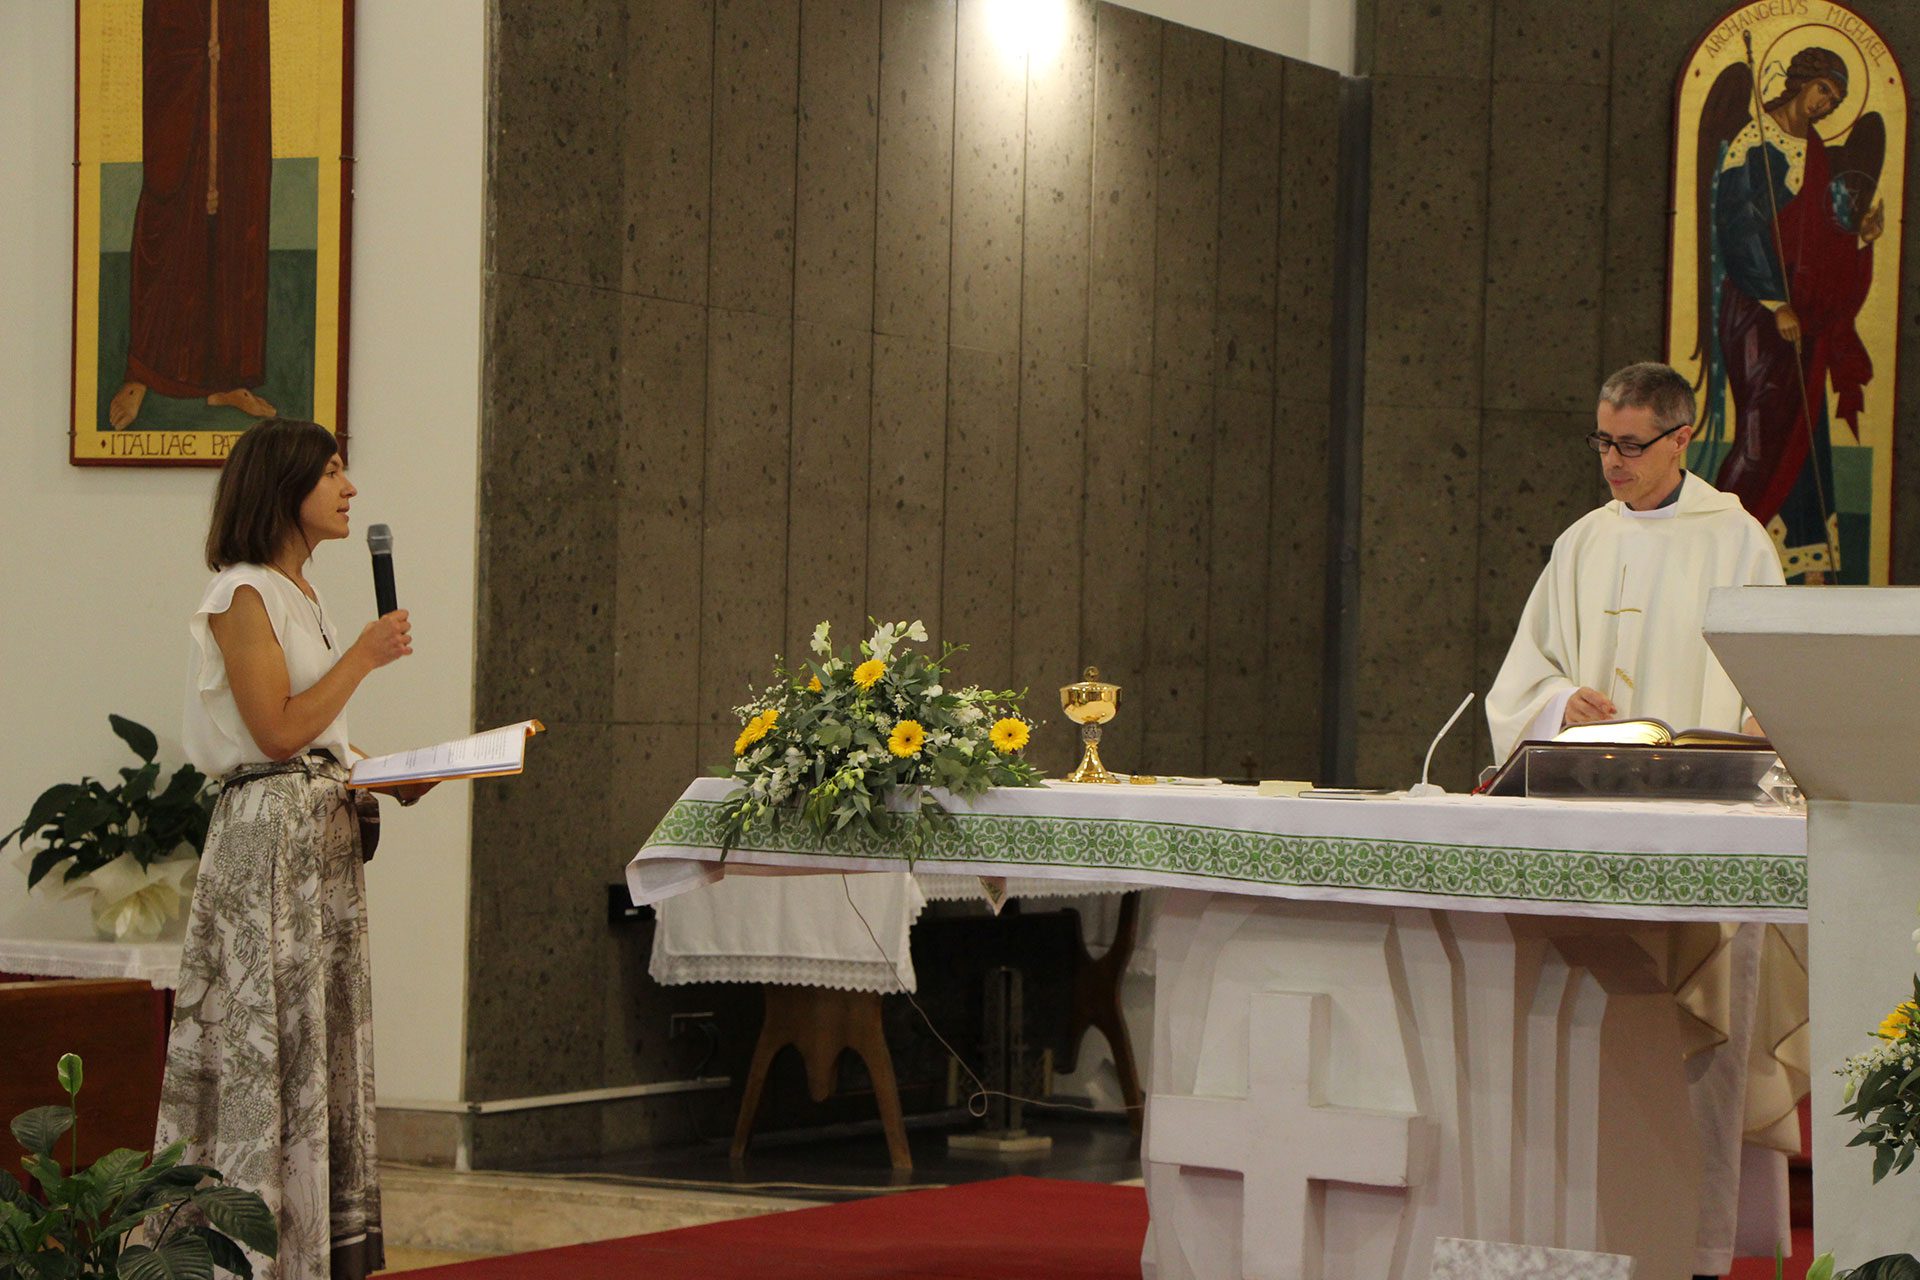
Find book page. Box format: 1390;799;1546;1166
1552;719;1674;746
350;720;543;787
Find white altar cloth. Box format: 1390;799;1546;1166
0;936;183;989
649;871;1138;994
628;778;1807;922
629;779;1808;1277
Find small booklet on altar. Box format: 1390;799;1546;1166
1550;719;1767;748
350;720;545;789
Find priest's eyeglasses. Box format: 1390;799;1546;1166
1585;422;1688;457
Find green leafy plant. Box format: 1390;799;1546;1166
0;716;215;891
1838;976;1920;1183
1798;1254;1920;1280
0;1052;276;1278
718;620;1045;858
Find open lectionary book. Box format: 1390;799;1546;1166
350;720;545;789
1548;719;1767;748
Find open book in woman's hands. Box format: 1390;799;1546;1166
350;720;544;789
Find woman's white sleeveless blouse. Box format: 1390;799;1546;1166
182;564;352;776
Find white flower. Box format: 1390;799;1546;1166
868;621;899;662
83;852;197;943
811;620;833;656
927;685;943;698
906;620;928;643
1911;925;1919;956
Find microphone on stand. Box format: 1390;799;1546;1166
367;523;399;617
1407;692;1476;797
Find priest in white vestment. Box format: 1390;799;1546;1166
1487;362;1801;1279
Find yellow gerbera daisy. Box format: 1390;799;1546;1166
808;676;823;692
854;659;886;689
733;708;778;755
990;717;1030;753
888;719;926;757
1879;1002;1918;1040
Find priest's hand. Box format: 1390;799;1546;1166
1562;687;1618;727
1774;305;1802;344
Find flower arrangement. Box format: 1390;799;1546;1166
717;619;1044;855
1839;972;1920;1183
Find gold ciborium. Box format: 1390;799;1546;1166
1060;667;1121;784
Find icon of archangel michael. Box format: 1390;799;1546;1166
1681;35;1892;583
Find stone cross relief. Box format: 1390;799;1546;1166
1146;990;1427;1280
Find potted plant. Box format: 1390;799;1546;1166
0;1052;276;1278
1;716;216;942
1797;1255;1920;1279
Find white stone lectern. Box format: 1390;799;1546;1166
1706;585;1920;1264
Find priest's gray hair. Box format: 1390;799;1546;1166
1598;362;1694;432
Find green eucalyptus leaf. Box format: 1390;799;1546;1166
9;1108;72;1160
108;716;159;765
53;1056;80;1099
190;1186;276;1256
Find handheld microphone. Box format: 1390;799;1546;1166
367;523;398;617
1407;692;1476;797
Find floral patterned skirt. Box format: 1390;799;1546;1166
156;756;383;1280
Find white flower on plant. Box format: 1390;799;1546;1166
811;621;833;656
906;620;928;643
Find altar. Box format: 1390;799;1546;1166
628;778;1806;1279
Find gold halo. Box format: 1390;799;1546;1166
1756;22;1872;143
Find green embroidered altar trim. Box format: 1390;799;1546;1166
642;799;1807;911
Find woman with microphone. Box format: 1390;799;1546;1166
159;418;422;1280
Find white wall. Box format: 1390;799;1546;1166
0;0;485;1106
1118;0;1358;73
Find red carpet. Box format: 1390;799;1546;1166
407;1177;1148;1280
404;1174;1814;1279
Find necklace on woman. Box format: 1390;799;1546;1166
270;564;332;650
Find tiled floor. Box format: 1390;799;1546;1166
514;1111;1143;1202
373;1113;1140;1266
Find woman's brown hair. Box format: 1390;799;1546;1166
204;419;341;571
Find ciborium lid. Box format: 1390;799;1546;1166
1060;666;1120;725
